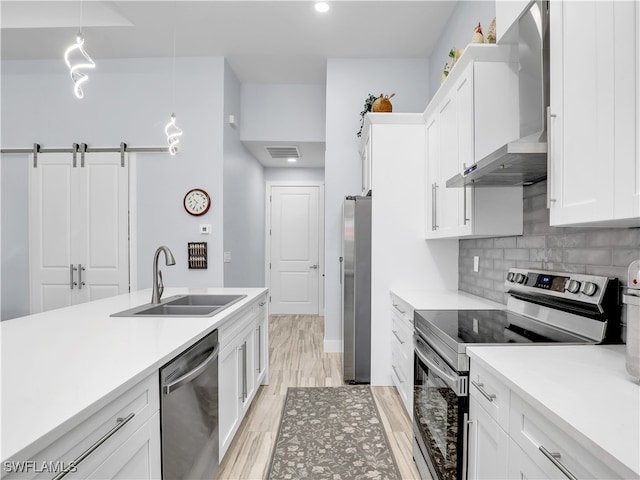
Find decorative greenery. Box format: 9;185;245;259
357;93;378;137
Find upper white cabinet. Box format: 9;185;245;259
495;0;533;43
424;46;524;239
359;125;373;196
549;0;639;227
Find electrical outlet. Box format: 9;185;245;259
223;251;231;263
473;256;479;272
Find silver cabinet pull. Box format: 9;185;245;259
391;365;404;383
471;380;496;402
258;301;266;307
239;342;247;401
77;264;86;289
392;330;405;345
431;183;439;230
546;106;557;208
51;412;135;480
256;325;262;372
70;264;78;290
392;303;406;315
539;445;577;480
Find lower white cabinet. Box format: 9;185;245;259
468;359;630;480
468;395;509;480
389;292;414;415
218;293;269;461
3;373;160;480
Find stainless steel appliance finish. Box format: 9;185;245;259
412;267;621;480
340;195;372;384
160;330;219;480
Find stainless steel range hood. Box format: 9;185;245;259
448;1;549;188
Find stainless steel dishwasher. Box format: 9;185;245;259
160;330;219;480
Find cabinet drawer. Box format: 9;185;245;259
390;293;414;326
469;361;510;431
509;393;623;480
218;301;256;347
4;372;159;480
391;310;413;362
390;344;412;414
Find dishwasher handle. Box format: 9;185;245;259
163;344;220;395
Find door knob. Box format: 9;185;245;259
309;264;319;269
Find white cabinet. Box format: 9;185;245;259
495;0;533;43
218;293;269;460
549;0;639;227
508;393;623;480
3;373;160;480
389;292;414;415
467;362;510;480
424;46;524;239
468;395;509;480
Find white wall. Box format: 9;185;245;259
428;1;497;100
240;84;326;141
223;61;267;288
1;57;226;319
324;58;430;360
264;167;324;183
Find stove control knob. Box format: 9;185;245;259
515;273;527;284
566;279;581;294
506;272;515;282
582;282;598;296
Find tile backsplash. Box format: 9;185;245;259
459;181;640;308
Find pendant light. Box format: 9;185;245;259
165;28;182;155
64;0;95;99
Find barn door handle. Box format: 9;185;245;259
78;264;86;289
70;264;78;289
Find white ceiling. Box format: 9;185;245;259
1;1;457;168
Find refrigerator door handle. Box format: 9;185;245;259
339;256;343;284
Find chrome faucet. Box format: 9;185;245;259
152;246;176;304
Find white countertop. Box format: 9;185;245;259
0;287;267;463
467;344;640;478
391;288;505;310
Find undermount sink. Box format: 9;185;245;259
111;294;247;318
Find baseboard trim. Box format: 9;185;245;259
323;339;342;353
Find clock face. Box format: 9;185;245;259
184;188;211;216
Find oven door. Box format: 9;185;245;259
413;335;468;480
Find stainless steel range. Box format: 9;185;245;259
412;268;621;480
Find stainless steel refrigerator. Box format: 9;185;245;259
340;195;371;384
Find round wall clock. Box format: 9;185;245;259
183;188;211;216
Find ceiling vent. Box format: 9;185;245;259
264;145;300;159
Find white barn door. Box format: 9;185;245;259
29;152;129;313
268;185;321;315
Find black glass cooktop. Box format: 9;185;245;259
415;309;592;348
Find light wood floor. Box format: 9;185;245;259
215;315;421;480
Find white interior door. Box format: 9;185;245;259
269;185;320;315
29;152;129;313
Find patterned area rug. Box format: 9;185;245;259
267;386;402;480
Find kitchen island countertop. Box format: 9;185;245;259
0;287;267;464
467;344;640;478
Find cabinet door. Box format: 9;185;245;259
425;113;440;236
468;395;509;480
361;127;372;196
240;328;256;413
437;93;463;235
219;345;241;459
85;413;161;480
549;1;638;226
507;438;551;480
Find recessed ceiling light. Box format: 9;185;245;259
315;2;330;13
287;158;297;163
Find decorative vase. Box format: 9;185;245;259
371;93;395;112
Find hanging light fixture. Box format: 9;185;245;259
165;113;183;156
165;28;182;155
64;1;95;99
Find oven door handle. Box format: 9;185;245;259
415;344;466;395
